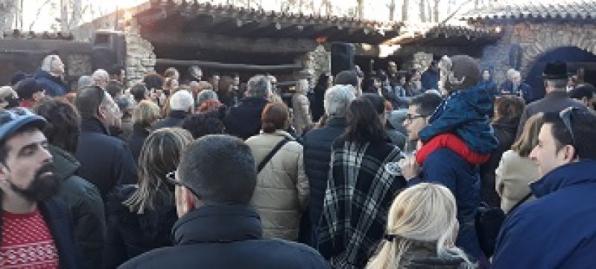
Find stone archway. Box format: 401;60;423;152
517;22;596;75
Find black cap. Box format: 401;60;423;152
15;78;44;100
543;61;568;80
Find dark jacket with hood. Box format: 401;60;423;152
103;185;178;269
35;70;68;96
118;204;330;269
419;81;498;154
493;160;596;269
52;145;106;269
392;237;467;269
151;110;188;130
75;118;137;198
224;97;269;140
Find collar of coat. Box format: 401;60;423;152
258;129;295;140
81;117;110;135
172;204;262;245
530;159;596;198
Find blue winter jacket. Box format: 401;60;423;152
35;70;68;96
411;148;482;260
419;81;498;154
493;160;596;269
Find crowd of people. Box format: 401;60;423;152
0;53;596;269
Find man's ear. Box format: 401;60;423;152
561;145;578;162
0;163;9;182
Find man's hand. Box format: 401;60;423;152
399;155;420;181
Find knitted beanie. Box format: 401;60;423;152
439;55;481;92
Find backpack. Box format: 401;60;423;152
475;193;531;257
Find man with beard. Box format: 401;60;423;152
0;108;80;268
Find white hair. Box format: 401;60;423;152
78;75;94;89
40;54;61;72
247;75;272;98
92;69;110;86
169;90;194;111
366;183;473;269
324;84;356;118
295;79;309;94
196;89;218;107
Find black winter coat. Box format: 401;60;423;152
75;118;137;198
118;204;330;269
52;145;106;269
38;198;82;269
103;185;177;269
152;110;188;130
128;124;150;164
301;117;346;246
224;97;269;140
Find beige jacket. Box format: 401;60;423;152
246;130;309;240
495;150;540;213
291;93;312;136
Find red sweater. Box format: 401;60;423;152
416;133;490;166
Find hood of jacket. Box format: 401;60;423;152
453;81;496;116
531;160;596;198
173;204;262;245
49;145;79;181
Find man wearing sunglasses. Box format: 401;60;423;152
120;135;329;269
493;107;596;268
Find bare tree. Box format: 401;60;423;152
356;0;364;19
433;0;440;22
419;0;426;22
0;0;18;32
388;0;396;21
402;0;409;21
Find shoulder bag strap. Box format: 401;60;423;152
257;138;290;173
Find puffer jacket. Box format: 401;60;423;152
292;93;313;137
51;145;105;269
246;130;309;240
419;81;498;154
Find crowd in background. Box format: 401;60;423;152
0;53;596;269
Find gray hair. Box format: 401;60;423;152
77;76;94;90
196;89;218;107
41;55;61;72
92;69;110;86
295;79;309;94
246;75;272;98
324;84;356;118
169;90;194;111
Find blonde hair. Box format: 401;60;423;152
133;100;161;128
367;183;472;269
123;128;193;214
511;113;545;157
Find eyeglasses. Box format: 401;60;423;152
165;171;201;199
405;113;427;122
559;107;578;147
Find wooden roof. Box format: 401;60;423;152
384;25;502;47
461;0;596;23
135;0;402;45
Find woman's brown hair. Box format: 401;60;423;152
261;102;289;133
511;113;545;157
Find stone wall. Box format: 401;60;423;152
299;45;331;84
123;18;156;86
478;21;596;84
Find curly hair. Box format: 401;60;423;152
33;98;81;154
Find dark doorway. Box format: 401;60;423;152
526;46;596;99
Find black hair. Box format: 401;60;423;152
75;86;105;120
542;109;596;160
177;135;257;204
182;111;225;139
33;98;81;154
108;64;124;76
143;73;164;90
130;83;148;103
568;84;595;100
344;97;386;144
409;93;443;116
106;80;124;98
334;70;359;87
15;78;43;100
361;93;386;114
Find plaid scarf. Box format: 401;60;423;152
318;138;406;269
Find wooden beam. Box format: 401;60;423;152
155;58;303;72
143;31;317;54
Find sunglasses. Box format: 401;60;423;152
165;171;201;199
559;107;578;147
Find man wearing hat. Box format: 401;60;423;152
0;108;80;268
15;78;46;108
515;61;587;138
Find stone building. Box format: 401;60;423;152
461;0;596;95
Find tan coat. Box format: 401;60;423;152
495;150;540;213
246;130;309;240
291;93;312;136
